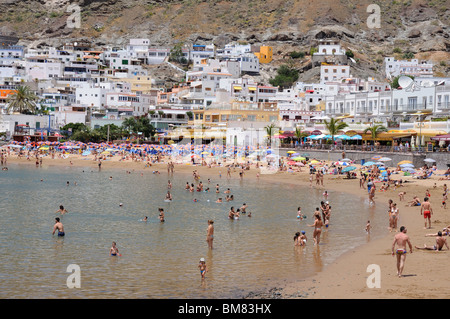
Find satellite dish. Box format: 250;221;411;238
421;80;434;88
398;76;413;89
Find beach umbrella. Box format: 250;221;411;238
338;161;349;166
397;160;412;165
402;167;416;173
341;158;351;162
400;163;414;168
424;158;436;163
292;156;306;161
287;161;296;165
294;162;305;166
363;161;376;166
342;166;356;172
287;151;296;154
379;157;392;162
371;155;382;160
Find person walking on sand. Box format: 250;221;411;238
392;226;413;278
206;220;214;249
420;197;433;229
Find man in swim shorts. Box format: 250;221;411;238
420;197;433;229
415;231;449;251
392;226;413;277
52;217;65;237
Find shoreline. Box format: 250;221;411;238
3;153;450;299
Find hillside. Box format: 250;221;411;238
1;0;449;82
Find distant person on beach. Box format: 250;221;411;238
365;220;371;234
56;205;68;214
52;217;65;237
206;220;214;249
420;197;433;229
415;231;449;251
392;226;413;278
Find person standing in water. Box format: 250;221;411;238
110;242;120;256
52;217;65;237
206;220;214;249
308;214;323;245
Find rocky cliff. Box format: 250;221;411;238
1;0;449;82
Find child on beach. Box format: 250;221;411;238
365;220;371;234
297;207;305;220
398;191;406;201
442;193;447;209
198;258;207;279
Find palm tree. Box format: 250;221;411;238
323;117;348;143
265;123;277;147
6;85;38;114
364;124;388;147
294;126;307;145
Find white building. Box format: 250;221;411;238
384;57;434;79
320;64;350;84
25;56;63;81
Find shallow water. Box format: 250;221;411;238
0;164;387;298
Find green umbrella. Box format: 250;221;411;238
342;166;357;172
292;156;306;161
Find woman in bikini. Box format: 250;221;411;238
308;214;323;245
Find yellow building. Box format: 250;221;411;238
112;75;153;94
254;46;273;64
190;101;279;127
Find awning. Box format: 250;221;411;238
233;86;242;90
248;87;257;91
431;134;450;141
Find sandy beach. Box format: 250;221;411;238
3;151;450;299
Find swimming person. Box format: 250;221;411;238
52;217;65;237
110;242;120;256
158;208;165;223
56;205;68;214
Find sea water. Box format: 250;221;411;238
0;164;387;298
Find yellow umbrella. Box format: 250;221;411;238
309;160;320;164
201;151;210;155
101;151;111;155
397;160;412;165
287;151;296;154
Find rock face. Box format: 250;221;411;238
0;0;448;81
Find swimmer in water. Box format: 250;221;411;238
165;191;172;201
56;205;68;214
52;217;65;237
110;242;119;256
158;208;165;222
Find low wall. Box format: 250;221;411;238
281;148;450;170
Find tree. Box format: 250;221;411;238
269;64;299;89
169;42;188;65
391;75;414;89
345;49;354;59
265;123;277;147
294;126;307;144
6;85;38;114
324;118;348;143
364;124;388;146
61;123;88;137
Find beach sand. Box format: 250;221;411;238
4;152;450;299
